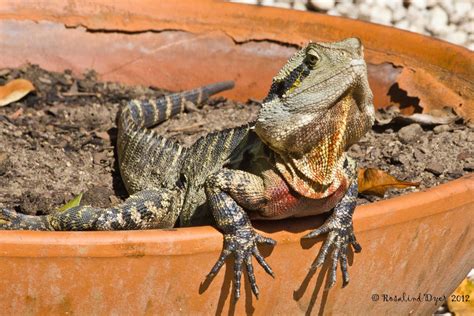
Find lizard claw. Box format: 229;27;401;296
302;215;360;289
207;228;276;301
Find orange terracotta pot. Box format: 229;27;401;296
0;1;473;314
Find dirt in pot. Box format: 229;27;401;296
0;65;472;215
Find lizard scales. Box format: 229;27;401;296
0;38;375;300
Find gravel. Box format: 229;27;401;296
231;0;473;50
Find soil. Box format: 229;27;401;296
0;65;472;215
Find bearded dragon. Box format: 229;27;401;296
0;38;375;300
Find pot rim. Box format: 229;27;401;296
0;175;472;258
1;0;472;77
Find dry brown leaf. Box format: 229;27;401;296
0;79;35;107
358;168;420;197
448;276;474;315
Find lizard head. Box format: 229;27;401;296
255;38;375;155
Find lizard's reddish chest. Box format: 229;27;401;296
249;169;348;220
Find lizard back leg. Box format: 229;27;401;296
0;188;181;231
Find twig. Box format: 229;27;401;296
61;92;99;97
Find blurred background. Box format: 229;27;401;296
231;0;473;50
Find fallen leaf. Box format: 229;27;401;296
448;275;474;315
0;79;35;106
57;193;83;212
375;107;459;127
358;168;419;197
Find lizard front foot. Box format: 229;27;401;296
207;227;276;300
302;212;361;289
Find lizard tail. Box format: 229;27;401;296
0;188;180;231
125;81;235;128
0;208;53;230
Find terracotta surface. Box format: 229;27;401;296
0;1;473;314
0;0;473;119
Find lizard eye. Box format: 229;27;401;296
305;54;320;68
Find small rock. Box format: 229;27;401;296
464;163;474;172
392;6;407;22
78;79;95;91
93;152;107;165
82;186;116;209
385;0;403;10
369;5;392;25
413;148;425;161
349;143;363;158
456;150;471;161
451;0;472;24
411;0;427;9
443;30;468;46
0;151;10;176
439;0;454;15
292;1;307;11
425;162;444;176
0;69;11;77
309;0;335;11
467;132;474;143
433;124;452;134
427;6;449;34
335;2;358;18
398;154;412;166
38;76;52;85
437;23;457;36
460;21;474;34
448;169;464;178
358;3;371;20
109;195;121;205
398;124;423;144
271;2;291;9
395;19;410;31
94;131;110;142
408;21;427;35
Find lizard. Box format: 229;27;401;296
0;37;375;300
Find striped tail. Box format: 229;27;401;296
117;81;235;195
125;81;235;128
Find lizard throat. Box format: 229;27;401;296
272;95;355;198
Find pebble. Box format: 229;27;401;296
0;69;11;77
413;148;425;161
456;150;471;161
411;0;428;9
309;0;335;11
427;6;449;34
234;0;472;48
451;0;472;24
443;30;468;46
392;6;407;22
369;5;392;26
394;19;410;31
433;124;452;134
463;163;474;172
398;124;423;144
0;151;10;176
425;162;444;175
385;0;403;11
